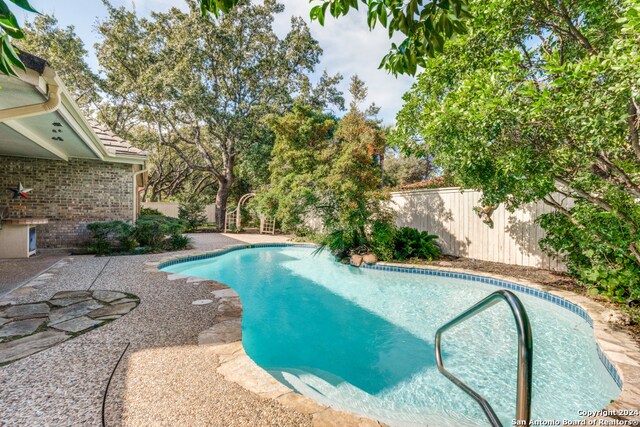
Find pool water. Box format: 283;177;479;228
162;246;620;426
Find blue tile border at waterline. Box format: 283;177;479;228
157;243;623;389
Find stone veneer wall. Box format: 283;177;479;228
0;155;134;248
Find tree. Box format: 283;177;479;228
320;76;388;250
394;0;640;300
14;14;99;110
199;0;471;75
96;0;338;227
383;153;434;188
262;76;390;252
258;105;337;232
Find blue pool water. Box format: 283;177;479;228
162;246;620;426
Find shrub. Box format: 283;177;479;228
134;214;187;247
140;207;162;216
166;234;191;251
133;218;165;247
139;214;186;235
393;227;441;261
87;214;189;255
178;199;208;231
86;221;137;254
539;207;640;302
370;220;396;261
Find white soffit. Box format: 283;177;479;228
0;123;59;159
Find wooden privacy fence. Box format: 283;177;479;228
390;187;566;271
141;202;217;224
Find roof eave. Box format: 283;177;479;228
14;53;149;166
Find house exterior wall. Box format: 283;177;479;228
0;155;134;248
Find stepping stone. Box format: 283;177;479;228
192;299;214;306
50;296;91;307
92;290;127;303
51;316;101;333
0;331;68;364
212;289;239;298
0;319;44;338
1;303;49;320
88;302;137;319
167;274;189;281
51;291;91;300
49;300;104;325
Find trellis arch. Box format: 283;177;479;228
224;193;275;234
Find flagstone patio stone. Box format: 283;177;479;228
0;331;69;364
87;302;136;319
51;316;102;333
112;297;138;304
49;300;104;325
0;289;140;365
1;303;50;320
0;318;44;338
92;290;127;303
51;290;92;300
50;296;91;307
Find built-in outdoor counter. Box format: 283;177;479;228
0;218;48;258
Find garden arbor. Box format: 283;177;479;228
224;193;275;234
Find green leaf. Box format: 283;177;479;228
0;34;19;76
7;0;38;13
2;35;25;72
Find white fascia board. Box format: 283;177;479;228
53;75;148;166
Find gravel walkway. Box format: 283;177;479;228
0;233;312;426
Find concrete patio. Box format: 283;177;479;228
0;233;324;426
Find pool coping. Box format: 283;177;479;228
155;244;640;424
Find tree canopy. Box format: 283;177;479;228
200;0;471;75
2;0;470;77
394;0;640;300
260;76;390;254
96;0;341;226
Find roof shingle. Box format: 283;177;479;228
88;120;147;158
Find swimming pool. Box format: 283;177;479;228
161;245;620;426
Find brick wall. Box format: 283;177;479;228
0;155;134;248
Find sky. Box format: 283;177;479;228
15;0;415;124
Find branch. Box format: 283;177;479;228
628;100;640;162
557;0;596;53
554;176;613;211
594;151;640;197
153;119;223;181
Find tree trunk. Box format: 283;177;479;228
215;178;231;229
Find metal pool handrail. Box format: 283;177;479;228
434;289;533;427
